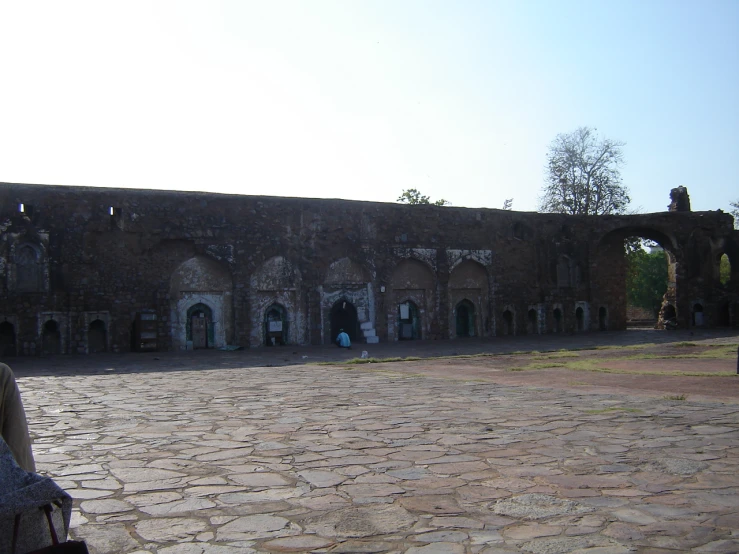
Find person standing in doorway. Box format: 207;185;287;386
336;329;351;349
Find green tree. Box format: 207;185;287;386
397;188;449;206
720;254;730;285
626;248;668;316
539;127;630;215
730;199;739;229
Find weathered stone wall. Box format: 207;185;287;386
0;183;736;355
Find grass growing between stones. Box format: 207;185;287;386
505;357;735;376
584;407;642;414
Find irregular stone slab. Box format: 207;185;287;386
520;535;615;553
135;518;208;541
126;491;182;506
611;508;658;525
504;523;562;540
328;540;395;553
654;457;708;475
493;494;593;520
297;494;351;511
304;505;416;538
109;467;187;482
413;530;469;542
260;535;334;551
79;499;133;514
230;473;292;487
298;470;347;487
216;515;290;540
401;495;464;515
603;522;644;541
138;497;216;515
406;543;465;554
339;483;405;497
158;545;253;554
71;523;141;554
69;489;115;500
430;516;484;529
468;530;504;545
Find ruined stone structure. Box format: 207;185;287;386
0;183;736;355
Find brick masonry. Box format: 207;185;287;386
0;183;737;355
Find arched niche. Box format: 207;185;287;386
250;256;304;347
10;241;48;293
325;257;371;286
449;259;489;339
251;256;301;291
170;256;233;350
322;258;374;345
388;259;435;341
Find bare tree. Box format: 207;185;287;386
502;198;513;210
539;127;630;215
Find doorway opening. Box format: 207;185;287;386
187;303;213;349
718;302;731;327
598;307;608;331
265;304;288;346
501;309;514;336
42;320;61;355
575;307;585;332
398;301;421;340
331;300;359;343
455;300;476;337
553;308;562;333
0;322;16;356
88;319;107;353
526;309;537;335
692;303;704;326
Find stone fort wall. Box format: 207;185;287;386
0;183;736;355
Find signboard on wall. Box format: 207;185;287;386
400;303;410;320
269;321;283;332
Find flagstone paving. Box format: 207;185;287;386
12;332;739;553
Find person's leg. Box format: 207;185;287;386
0;363;36;472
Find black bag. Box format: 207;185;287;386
0;437;75;554
13;504;89;554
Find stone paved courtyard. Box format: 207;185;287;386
11;330;739;553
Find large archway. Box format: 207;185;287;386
594;226;678;330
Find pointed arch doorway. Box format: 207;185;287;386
331;300;358;343
187;303;213;349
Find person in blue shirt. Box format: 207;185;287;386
336;329;351;348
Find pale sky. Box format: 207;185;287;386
1;0;737;214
